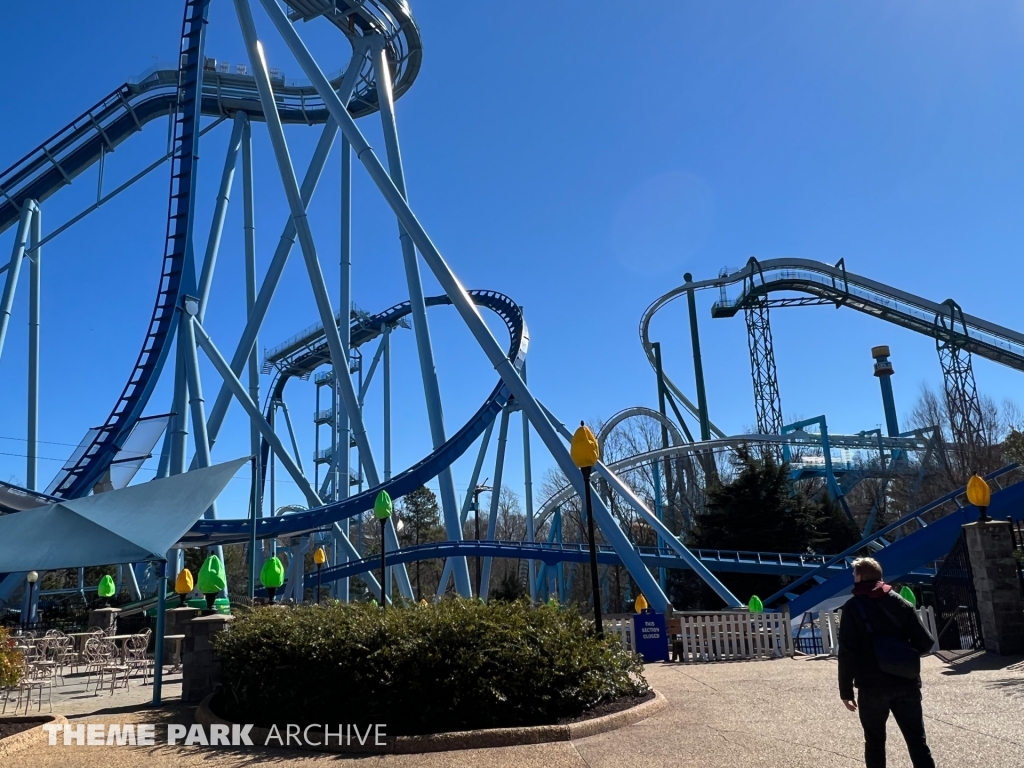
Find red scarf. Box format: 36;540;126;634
852;579;892;599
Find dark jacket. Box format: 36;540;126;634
837;580;935;700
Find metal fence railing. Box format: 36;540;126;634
1010;518;1024;600
932;531;984;651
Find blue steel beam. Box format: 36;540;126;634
259;0;672;612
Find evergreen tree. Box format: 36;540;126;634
683;450;859;607
398;486;446;600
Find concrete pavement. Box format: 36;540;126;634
7;651;1023;767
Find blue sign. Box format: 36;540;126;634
632;611;668;662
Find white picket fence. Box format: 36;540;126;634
670;610;794;662
606;616;634;651
819;606;939;655
606;611;794;662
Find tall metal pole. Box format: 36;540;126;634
371;41;470;596
0;204;33;364
233;0;382;491
180;300;224;572
151;559;167;706
383;326;392;480
242;116;261;539
582;467;603;635
199;42;367;457
248;455;257;599
168;339;190;475
480;407;510;600
521;360;537;601
27;204;41;490
269;402;277;555
684;273;711;441
197;113;245;320
338;133;353;601
380;518;387;611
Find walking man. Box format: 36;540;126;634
838;557;936;767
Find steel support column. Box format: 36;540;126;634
437;416;496;598
197;112;245;319
479;407;510;599
522;361;537;601
337;133;353;600
745;296;783;445
936;302;984;480
370;39;471;597
0;204;33;364
233;0;384;500
201;41;367;453
27;204;41;490
260;1;670;611
684;273;711;441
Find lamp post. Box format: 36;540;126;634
314;546;327;604
967;474;991;522
472;482;492;597
374;490;393;610
571;422;603;636
25;571;38;626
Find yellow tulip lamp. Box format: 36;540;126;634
571;421;603;636
966;474;991;522
314;546;327;604
174;568;194;607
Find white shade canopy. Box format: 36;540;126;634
0;458;248;571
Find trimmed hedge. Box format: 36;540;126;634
213;599;648;735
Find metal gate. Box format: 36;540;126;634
1010;518;1024;600
931;531;983;651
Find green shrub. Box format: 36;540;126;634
213;599;648;735
0;627;24;688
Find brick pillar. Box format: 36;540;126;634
963;520;1024;655
163;606;200;666
87;606;120;633
182;613;234;703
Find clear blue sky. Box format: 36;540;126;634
2;2;1023;518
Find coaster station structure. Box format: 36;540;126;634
2;2;1024;625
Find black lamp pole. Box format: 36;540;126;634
380;517;387;611
582;466;603;636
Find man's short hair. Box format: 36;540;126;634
852;557;883;581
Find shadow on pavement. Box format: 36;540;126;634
937;650;1024;675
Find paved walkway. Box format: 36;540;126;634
8;652;1023;767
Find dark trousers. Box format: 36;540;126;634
857;689;935;768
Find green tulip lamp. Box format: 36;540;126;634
97;574;116;607
198;555;226;611
260;556;285;603
374;490;393;610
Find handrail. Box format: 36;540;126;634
763;462;1021;605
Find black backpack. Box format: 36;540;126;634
851;595;921;680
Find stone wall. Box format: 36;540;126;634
181;613;233;703
86;606;120;633
964;520;1024;655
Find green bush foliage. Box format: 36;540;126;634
0;627;24;688
213;599;648;735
